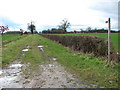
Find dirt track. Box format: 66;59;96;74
0;44;98;88
1;60;95;88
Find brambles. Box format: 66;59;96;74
0;25;9;35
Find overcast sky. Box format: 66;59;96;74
0;0;119;32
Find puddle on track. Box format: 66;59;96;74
0;45;30;89
0;63;23;88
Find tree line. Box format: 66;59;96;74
27;19;119;34
74;27;119;33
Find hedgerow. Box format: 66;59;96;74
40;34;118;62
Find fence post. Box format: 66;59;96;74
108;18;111;62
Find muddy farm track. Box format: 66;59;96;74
0;44;99;88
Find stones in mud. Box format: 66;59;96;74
38;45;44;53
38;45;43;48
9;64;22;68
49;64;54;67
26;45;30;49
40;48;44;53
53;58;57;61
22;45;30;52
22;49;29;52
48;57;57;61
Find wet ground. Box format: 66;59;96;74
0;62;23;88
0;44;99;88
1;61;94;88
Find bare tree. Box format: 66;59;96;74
58;18;71;32
27;21;36;34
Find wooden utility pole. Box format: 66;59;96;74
106;18;111;62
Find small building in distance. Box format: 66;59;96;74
24;31;28;34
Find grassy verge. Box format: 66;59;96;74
60;33;119;51
38;34;119;88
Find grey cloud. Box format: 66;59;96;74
89;1;118;30
90;1;118;20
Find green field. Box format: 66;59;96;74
2;34;119;88
61;33;119;51
2;34;26;45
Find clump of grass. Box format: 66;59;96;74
61;85;67;88
25;76;29;79
16;81;19;83
23;80;30;84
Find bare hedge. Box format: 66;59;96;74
40;34;118;61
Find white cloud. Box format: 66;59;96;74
0;0;119;31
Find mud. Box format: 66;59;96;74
38;45;44;53
53;57;57;61
0;62;23;88
38;62;91;88
0;44;100;88
0;45;30;89
15;61;93;88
